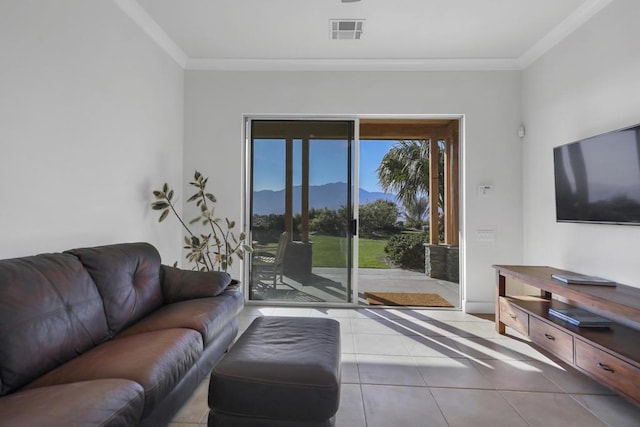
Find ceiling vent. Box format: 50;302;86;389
330;20;364;40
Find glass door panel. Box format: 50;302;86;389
249;120;354;304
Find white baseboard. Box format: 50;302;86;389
462;300;494;314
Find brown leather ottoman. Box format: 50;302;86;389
208;316;341;427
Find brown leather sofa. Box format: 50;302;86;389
0;242;244;427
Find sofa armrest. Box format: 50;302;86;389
161;265;233;304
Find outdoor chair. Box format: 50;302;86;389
253;231;288;286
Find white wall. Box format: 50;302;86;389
522;0;640;288
0;0;184;262
185;70;523;311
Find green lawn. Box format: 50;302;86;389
310;234;389;268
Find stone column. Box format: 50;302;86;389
445;245;459;283
425;244;447;280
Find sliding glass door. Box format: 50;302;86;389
248;120;355;304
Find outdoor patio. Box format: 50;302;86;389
250;267;460;308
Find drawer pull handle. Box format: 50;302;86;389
544;333;555;341
597;363;615;373
510;314;517;320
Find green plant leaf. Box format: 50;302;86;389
194;171;202;180
239;232;246;240
151;201;169;210
205;193;216;203
159;209;170;222
243;244;253;253
167;190;174;201
162;183;168;193
152;190;163;198
187;193;199;202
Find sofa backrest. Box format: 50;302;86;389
0;253;109;396
66;242;163;336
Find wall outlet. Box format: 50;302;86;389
478;185;492;196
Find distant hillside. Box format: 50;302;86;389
252;182;397;214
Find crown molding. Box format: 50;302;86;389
117;0;612;72
112;0;188;68
185;58;521;72
518;0;613;68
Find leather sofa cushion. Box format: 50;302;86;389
209;317;341;422
0;379;144;427
161;265;232;303
67;243;163;336
0;253;109;396
25;328;203;416
116;290;243;346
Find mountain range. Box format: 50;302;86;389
252;182;397;214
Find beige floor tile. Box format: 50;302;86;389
236;315;259;334
351;317;399;334
502;390;608;427
361;384;448;427
399;308;479;322
269;307;314;316
356;354;426;387
309;307;353;318
446;320;504;338
572;394;640;427
341;333;356;353
431;387;528;426
341;353;360;384
415;356;494;389
335;384;367;427
238;306;273;316
471;358;564;392
451;336;522;360
353;333;411;356
402;334;466;358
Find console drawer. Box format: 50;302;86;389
499;297;529;336
530;317;574;363
575;339;640;402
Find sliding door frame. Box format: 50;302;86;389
242;114;464;309
243;115;360;307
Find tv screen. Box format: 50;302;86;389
554;123;640;225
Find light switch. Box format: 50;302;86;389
476;229;495;241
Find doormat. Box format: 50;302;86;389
365;292;454;307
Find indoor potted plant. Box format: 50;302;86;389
151;170;252;272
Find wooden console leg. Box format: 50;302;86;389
496;272;506;334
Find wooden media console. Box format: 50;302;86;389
494;265;640;406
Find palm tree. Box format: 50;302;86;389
376;140;444;211
403;195;429;229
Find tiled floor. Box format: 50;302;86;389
169;306;640;427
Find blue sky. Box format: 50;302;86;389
253;139;397;192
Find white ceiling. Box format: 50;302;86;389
118;0;612;70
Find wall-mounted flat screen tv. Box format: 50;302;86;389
554;123;640;225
